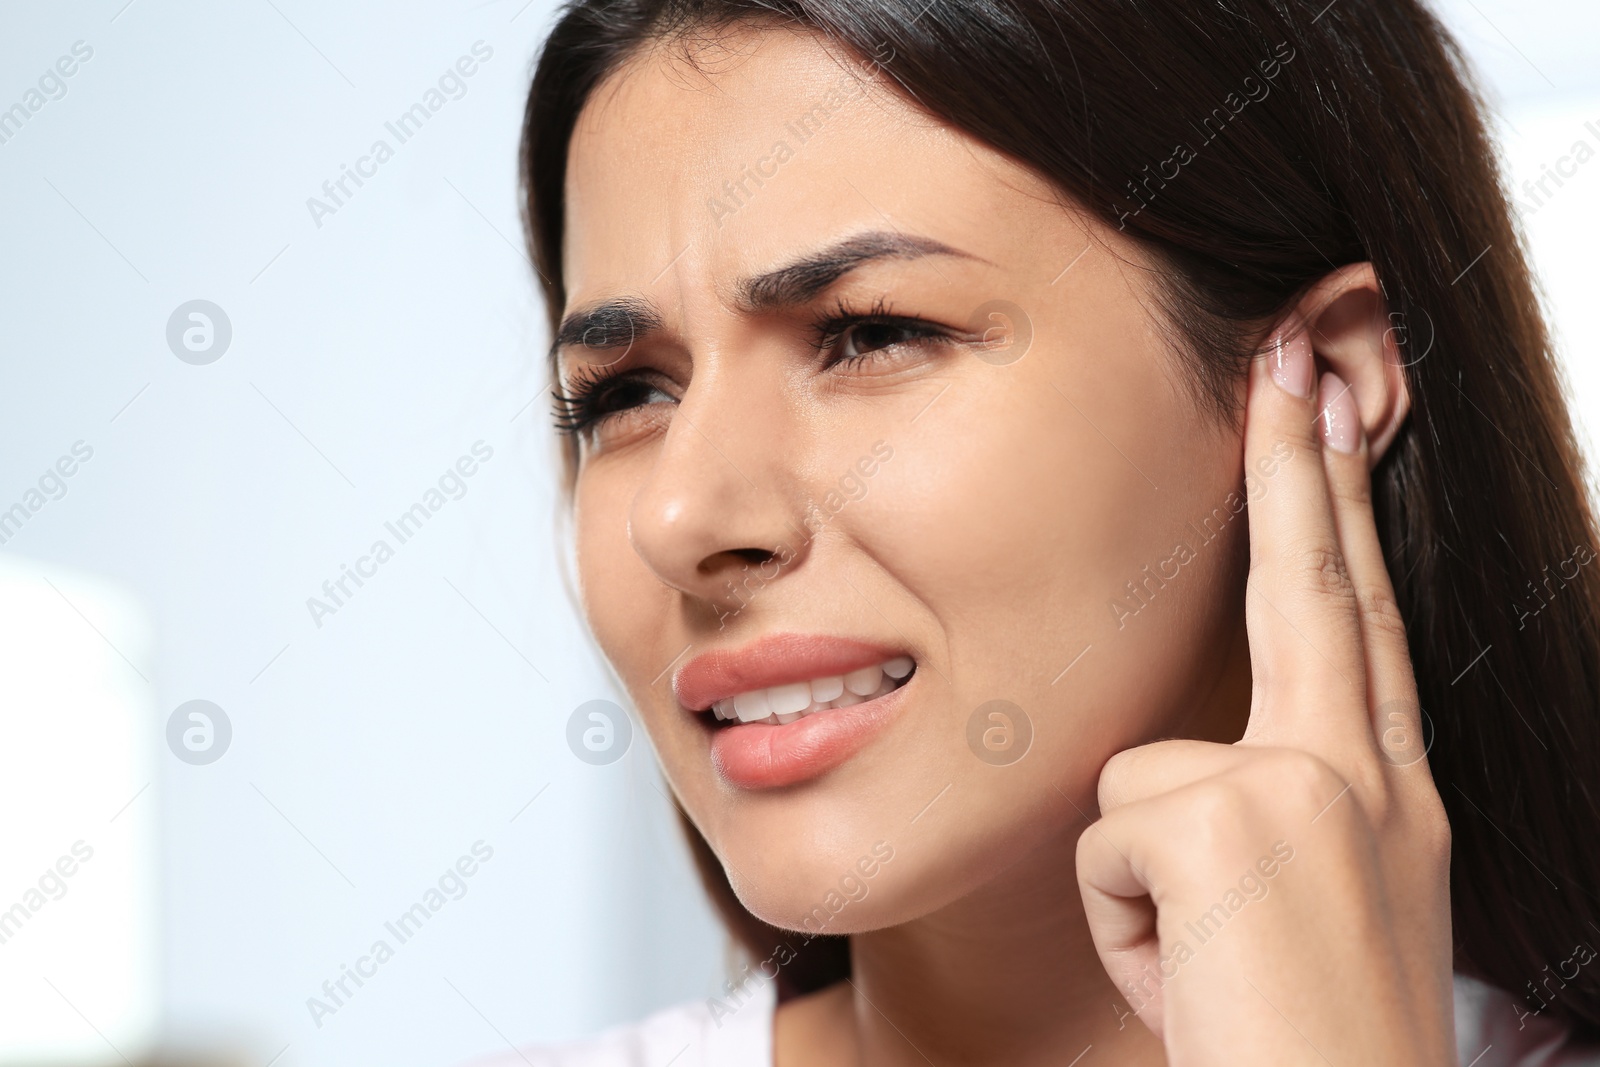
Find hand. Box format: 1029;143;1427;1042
1075;327;1454;1064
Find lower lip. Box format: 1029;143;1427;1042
708;680;911;789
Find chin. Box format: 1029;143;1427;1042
709;768;1090;938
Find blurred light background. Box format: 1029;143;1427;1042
0;1;1595;1065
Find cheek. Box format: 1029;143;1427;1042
747;350;1246;930
841;344;1238;658
831;336;1244;777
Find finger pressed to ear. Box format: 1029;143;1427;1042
1241;330;1371;749
1315;369;1425;755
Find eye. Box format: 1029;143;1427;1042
813;299;952;370
835;319;941;362
552;368;675;441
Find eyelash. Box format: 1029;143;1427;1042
551;362;653;438
552;298;952;439
805;296;953;369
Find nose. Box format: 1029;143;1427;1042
628;388;811;610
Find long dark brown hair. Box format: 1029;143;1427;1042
521;0;1600;1031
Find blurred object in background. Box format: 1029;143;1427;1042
0;555;157;1066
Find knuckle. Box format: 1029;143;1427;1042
1183;779;1258;848
1357;586;1410;642
1268;748;1341;799
1270;417;1320;454
1259;748;1364;822
1287;539;1356;602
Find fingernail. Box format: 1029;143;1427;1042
1318;371;1361;453
1269;331;1314;398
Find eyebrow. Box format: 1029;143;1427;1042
553;230;981;355
554;296;662;352
737;231;980;311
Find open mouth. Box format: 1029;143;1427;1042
706;656;915;727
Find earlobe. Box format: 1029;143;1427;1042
1288;263;1412;466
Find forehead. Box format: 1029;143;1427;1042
560;24;1077;307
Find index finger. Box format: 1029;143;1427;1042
1239;326;1371;751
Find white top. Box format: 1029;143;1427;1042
1455;973;1600;1066
466;980;775;1067
470;974;1598;1066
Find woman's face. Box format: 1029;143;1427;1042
561;26;1251;930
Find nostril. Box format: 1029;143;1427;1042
699;547;775;576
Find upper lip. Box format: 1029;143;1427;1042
673;632;910;712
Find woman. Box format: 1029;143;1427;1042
497;0;1600;1061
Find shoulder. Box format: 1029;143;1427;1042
464;980;774;1067
1455;972;1600;1066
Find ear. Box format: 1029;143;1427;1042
1285;263;1411;466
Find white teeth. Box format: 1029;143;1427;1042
843;665;882;696
810;675;845;703
769;682;813;716
707;657;915;726
733;688;771;723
